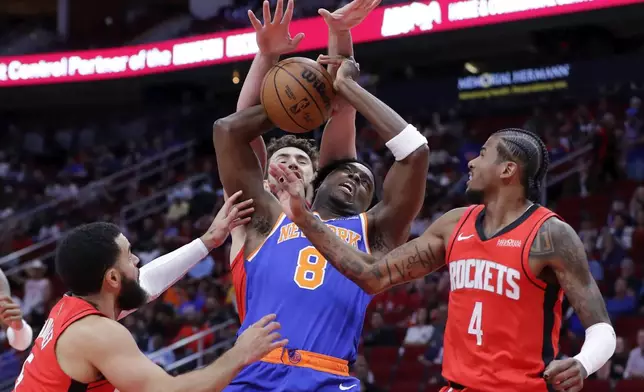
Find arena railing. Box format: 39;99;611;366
0;172;211;274
147;319;237;373
0;140;196;232
540;143;594;205
119;173;210;226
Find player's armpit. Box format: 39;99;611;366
213;106;282;232
79;317;245;392
534;218;611;327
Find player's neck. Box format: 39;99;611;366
482;191;532;235
77;294;120;319
312;197;360;220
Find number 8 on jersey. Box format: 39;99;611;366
293;246;328;290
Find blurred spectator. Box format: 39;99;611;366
363;312;398;347
352;355;382;392
166;196;190;222
625;329;644;379
403;308;434;346
610;336;629;380
606;278;636;320
597;211;633;252
172;309;214;353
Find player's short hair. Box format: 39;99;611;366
55;222;122;296
266;135;319;172
312;158;377;199
493;128;549;201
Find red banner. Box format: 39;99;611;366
0;0;640;86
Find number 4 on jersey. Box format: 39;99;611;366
468;302;483;346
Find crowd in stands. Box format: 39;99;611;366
2;77;644;390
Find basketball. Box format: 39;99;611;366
261;57;336;133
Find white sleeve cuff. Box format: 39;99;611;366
573;322;616;377
7;320;33;351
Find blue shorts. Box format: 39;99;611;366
224;361;362;392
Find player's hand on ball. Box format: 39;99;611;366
268;163;308;222
319;0;381;32
235;314;288;365
543;358;587;392
0;295;24;330
248;0;304;56
200;190;254;249
317;55;360;87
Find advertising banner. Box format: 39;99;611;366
0;0;641;86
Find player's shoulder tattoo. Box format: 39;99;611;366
530;217;585;266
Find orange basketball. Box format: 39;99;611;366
261;57;336;133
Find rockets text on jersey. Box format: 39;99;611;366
442;204;564;392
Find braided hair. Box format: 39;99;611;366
493;128;549;201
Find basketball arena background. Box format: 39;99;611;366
2;0;644;390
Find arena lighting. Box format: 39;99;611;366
232;70;240;84
464;62;479;74
0;0;641;87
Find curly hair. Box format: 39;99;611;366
266;135;319;172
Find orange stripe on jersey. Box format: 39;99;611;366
260;348;349;376
359;213;371;254
247;213;286;261
230;247;247;323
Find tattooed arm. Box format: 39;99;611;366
292;208;465;294
531;217;615;386
530;217;610;328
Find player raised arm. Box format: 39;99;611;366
269;163;462;294
237;0;304;171
66;314;286;392
318;55;429;249
529;218;615;391
318;0;381;165
213;106;282;229
0;270;33;351
116;191;253;320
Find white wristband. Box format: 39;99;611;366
7;320;33;351
384;124;428;161
573;322;616;377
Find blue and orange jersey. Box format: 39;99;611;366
232;212;373;363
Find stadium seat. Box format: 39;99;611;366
615;379;644;392
583;379;611;392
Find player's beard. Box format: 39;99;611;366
117;275;148;311
465;188;484;204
